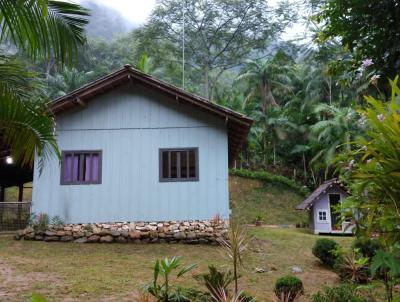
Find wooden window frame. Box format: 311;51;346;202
60;150;102;185
159;148;199;182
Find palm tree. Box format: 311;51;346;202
310;104;357;169
45;68;94;99
136;54;155;74
236;57;293;116
0;1;89;168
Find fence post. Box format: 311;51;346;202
18;184;23;229
0;186;3;229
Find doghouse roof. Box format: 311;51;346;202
296;179;349;210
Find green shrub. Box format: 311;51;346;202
195;265;234;299
334;252;370;284
312;284;365;302
274;275;304;302
229;169;309;196
145;256;197;302
31;213;50;232
28;293;48;302
312;238;339;267
29;213;64;232
239;291;256;302
51;215;64;227
352;238;380;259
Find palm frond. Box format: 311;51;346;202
0;95;59;170
0;57;59;170
0;0;89;64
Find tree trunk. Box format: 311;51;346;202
233;257;238;295
345;132;351;152
204;64;210;100
264;133;268;167
266;85;278;107
303;152;307;178
44;57;55;79
260;82;268;115
273;142;276;166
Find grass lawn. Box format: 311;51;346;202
0;228;354;302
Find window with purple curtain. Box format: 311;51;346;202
61;151;102;185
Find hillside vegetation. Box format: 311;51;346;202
230;175;307;225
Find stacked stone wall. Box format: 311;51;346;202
15;220;228;244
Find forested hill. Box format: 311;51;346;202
79;0;135;39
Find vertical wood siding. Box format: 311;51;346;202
32;84;229;223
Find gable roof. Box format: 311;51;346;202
296;179;349;210
50;65;253;165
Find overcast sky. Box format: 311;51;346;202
86;0;156;24
76;0;307;40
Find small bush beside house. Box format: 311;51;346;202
312;238;340;267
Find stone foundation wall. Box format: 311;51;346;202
15;220;228;244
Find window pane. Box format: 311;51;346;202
162;151;169;179
171;151;178;178
180;151;187;178
189;150;196;177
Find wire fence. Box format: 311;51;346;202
0;202;31;231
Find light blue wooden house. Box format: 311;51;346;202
32;65;252;224
296;179;353;234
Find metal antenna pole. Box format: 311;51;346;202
182;0;185;89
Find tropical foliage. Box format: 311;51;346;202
145;256;197;302
0;0;89;167
338;78;400;246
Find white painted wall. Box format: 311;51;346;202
312;187;352;234
32;83;229;223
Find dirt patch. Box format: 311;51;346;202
0;258;64;301
0;258;147;301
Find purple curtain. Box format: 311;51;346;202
72;155;79;181
63;155;72;181
63;153;99;183
85;155;91;181
92;154;100;182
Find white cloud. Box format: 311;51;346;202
79;0;156;24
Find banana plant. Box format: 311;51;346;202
146;256;197;302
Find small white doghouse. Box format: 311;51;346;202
296;179;353;235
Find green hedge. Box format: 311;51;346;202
229;169;309;196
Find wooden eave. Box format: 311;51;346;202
50;65;253;165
